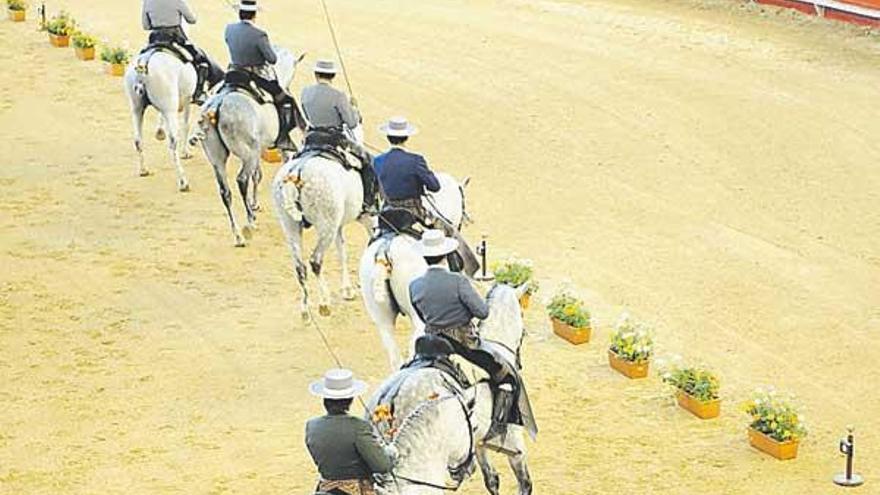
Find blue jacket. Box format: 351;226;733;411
374;148;441;201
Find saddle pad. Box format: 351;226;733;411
136;44;192;74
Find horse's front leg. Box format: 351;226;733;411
475;445;501;495
335;228;356;301
506;430;532;495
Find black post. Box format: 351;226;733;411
834;426;864;487
474;234;494;282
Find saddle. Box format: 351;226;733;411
218;70;268;104
135;42;192;75
295;128;357;170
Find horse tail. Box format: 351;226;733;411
279;165;305;222
371;253;392;305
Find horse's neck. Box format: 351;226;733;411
480;288;524;352
426;173;463;229
393;398;469;490
273;52;295;89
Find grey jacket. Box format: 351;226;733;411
224;21;276;68
301;83;360;129
305;414;394;480
142;0;195;30
410;267;489;330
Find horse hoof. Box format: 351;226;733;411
301;310;311;322
242;224;255;240
319;305;331;317
178;182;190;193
234;236;247;248
181;152;194;161
342;288;356;301
155;129;166;141
138;169;152;177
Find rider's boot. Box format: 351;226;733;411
275;101;297;152
485;383;514;444
193;63;209;105
358;161;379;215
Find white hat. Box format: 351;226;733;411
309;368;367;399
313;59;338;75
239;0;258;12
379;116;418;137
415;229;459;258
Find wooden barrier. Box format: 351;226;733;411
754;0;880;26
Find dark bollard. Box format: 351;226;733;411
474;234;495;282
38;3;46;30
833;426;864;487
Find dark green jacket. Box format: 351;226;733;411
305;414;394;480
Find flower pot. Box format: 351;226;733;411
262;148;283;163
106;63;125;77
748;428;799;460
551;318;591;345
518;292;531;310
75;46;95;61
49;33;70;47
8;8;25;22
608;349;649;379
676;391;721;419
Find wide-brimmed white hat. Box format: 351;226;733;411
415;229;459;257
379;116;418;137
239;0;258;12
313;59;338;75
309;368;367;399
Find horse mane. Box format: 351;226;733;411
392;395;457;452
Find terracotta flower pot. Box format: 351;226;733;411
608;349;649;379
676;391;721;419
49;33;69;47
8;8;25;22
106;63;125;77
518;292;531;310
748;428;800;460
75;46;95;61
551;317;590;345
262;148;283;163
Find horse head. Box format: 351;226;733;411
272;46;305;90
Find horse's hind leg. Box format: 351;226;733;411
204;134;244;247
250;164;263;212
179;103;194;160
277;209;310;321
162;109;190;192
130;102;150;177
335;228;355;301
506;431;532;495
310;228;336;317
237;156;259;239
475;445;501;495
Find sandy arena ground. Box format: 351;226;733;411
2;0;879;493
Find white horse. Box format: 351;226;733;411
359;174;470;370
124;50;197;191
271;147;372;321
368;284;534;495
196;47;304;247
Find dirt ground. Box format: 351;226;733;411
2;0;879;493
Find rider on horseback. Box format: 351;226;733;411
224;0;300;151
408;230;521;444
374;117;478;274
141;0;224;104
306;369;396;495
301;60;378;215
